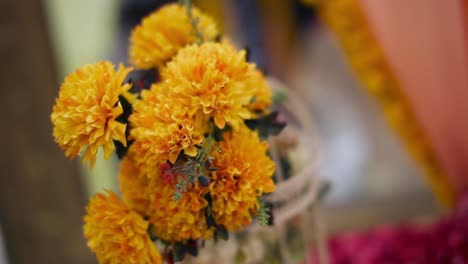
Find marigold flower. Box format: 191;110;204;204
218;38;272;115
129;3;218;69
148;175;214;242
162;42;254;130
119;150;152;215
129;84;206;178
84;191;162;264
51;61;132;167
246;67;273;115
210;126;275;231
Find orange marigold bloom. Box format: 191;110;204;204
162;42;254;130
84;191;162;264
129;83;206;176
51;62;132;167
218;38;272;115
246;67;273;115
148;175;214;242
119;149;152;216
129;3;218;69
210;126;275;231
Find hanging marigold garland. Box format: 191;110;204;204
316;0;456;206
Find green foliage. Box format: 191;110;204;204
171;137;219;201
179;0;203;42
186;240;199;257
215;225;229;241
257;198;271;226
273;89;288;104
147;224;158;242
203;193;217;229
213;125;231;141
173;242;186;262
173;177;187;202
245;111;287;139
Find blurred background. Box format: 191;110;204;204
1;0;467;263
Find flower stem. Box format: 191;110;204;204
180;0;204;43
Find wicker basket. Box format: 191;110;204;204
183;79;326;264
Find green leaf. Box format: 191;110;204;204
257;199;273;226
204;205;216;228
186;240;199;257
245;111;286;139
213;125;232;141
215;225;229;241
204;193;213;206
146;224;158;242
113;139;133;160
173;242;186;262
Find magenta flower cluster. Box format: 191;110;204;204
311;195;468;264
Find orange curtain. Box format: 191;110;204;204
359;0;468;197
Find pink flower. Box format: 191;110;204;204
310;193;468;264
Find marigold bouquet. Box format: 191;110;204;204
50;2;286;263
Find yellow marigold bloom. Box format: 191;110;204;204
51;62;132;167
119;149;152;215
162;42;254;130
218;38;272;115
129;3;219;69
210;126;275;231
84;191;162;264
129;84;206;175
246;67;273;115
122;90;138;105
148;175;214;242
